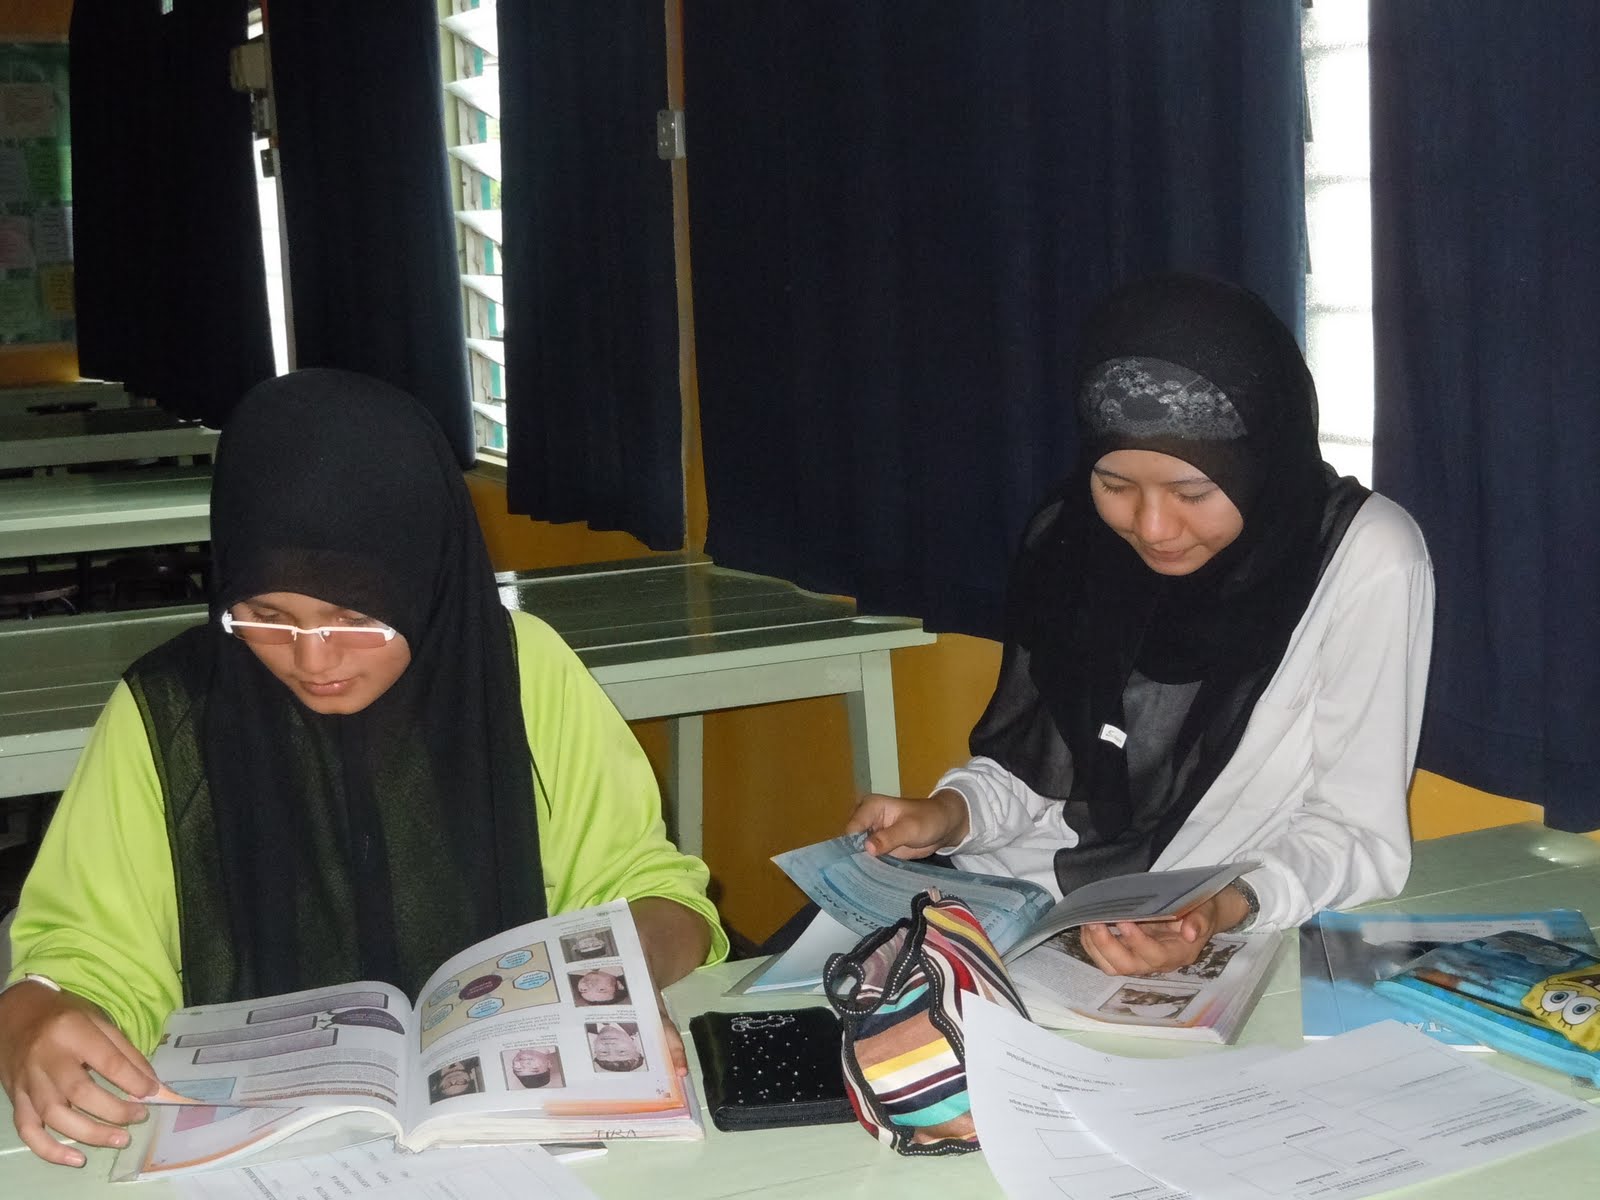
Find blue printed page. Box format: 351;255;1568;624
772;834;1055;953
1299;908;1597;1046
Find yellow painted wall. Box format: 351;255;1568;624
0;0;69;41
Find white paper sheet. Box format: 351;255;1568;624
966;997;1274;1200
171;1140;599;1200
1069;1019;1600;1200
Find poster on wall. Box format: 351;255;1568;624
0;41;71;348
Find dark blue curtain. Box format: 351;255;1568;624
1370;6;1600;831
70;0;273;424
496;0;684;550
684;2;1306;636
269;1;474;466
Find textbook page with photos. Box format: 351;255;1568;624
1006;923;1280;1043
113;899;694;1180
735;833;1255;996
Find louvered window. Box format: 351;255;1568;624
1303;1;1373;483
440;1;505;453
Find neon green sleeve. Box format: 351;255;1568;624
513;610;727;966
5;681;183;1053
5;616;725;1057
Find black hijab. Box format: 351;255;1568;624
969;274;1369;892
125;369;546;1004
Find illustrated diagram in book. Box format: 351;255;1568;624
587;1022;647;1073
568;965;631;1007
1042;926;1242;1024
1099;983;1203;1022
501;1044;566;1090
427;1057;485;1104
164;988;408;1106
1047;925;1243;983
560;927;617;960
418;941;559;1050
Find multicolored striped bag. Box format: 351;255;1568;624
823;889;1029;1155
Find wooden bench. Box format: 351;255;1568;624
0;557;935;855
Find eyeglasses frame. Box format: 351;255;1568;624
219;611;399;647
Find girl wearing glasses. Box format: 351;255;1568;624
0;370;724;1167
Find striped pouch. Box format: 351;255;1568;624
823;889;1029;1155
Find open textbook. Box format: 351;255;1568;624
113;900;695;1180
1005;922;1279;1043
740;835;1273;1041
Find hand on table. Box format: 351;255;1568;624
1078;887;1247;976
845;789;970;859
0;979;159;1167
656;991;689;1076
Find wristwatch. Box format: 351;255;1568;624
1227;878;1260;932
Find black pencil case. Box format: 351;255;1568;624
689;1007;855;1132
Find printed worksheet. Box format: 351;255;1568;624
171;1140;598;1200
1070;1019;1600;1199
965;997;1275;1200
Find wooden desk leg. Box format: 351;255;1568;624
846;649;903;798
666;714;705;859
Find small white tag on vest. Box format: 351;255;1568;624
1097;723;1128;749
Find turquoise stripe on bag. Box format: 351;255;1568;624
874;983;930;1015
896;1093;973;1128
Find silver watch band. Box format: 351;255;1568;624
1228;878;1261;932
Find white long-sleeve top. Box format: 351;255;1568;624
938;493;1434;931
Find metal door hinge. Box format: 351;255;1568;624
656;109;686;160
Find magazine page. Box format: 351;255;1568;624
401;898;698;1146
1009;926;1278;1042
772;833;1056;950
1371;931;1600;1086
1299;908;1598;1047
149;979;415;1114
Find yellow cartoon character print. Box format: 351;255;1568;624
1522;969;1600;1051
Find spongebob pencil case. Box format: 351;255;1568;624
1373;929;1600;1087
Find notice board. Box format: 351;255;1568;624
0;41;71;351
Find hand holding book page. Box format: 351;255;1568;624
1006;923;1280;1044
114;900;697;1181
774;834;1255;960
738;835;1256;999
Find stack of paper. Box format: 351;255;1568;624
965;998;1600;1200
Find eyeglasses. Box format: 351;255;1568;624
220;611;398;649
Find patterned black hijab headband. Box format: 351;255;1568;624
1079;356;1245;443
1079;355;1253;516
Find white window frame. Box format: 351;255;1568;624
440;0;506;455
1303;0;1374;483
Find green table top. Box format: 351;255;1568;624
0;410;216;472
0;465;212;558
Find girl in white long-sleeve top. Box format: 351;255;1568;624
849;273;1434;977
